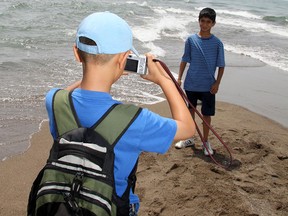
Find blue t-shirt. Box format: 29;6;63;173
45;88;177;205
182;34;225;92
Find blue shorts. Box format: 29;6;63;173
185;91;215;116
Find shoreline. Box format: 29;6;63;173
1;50;288;163
218;52;288;128
163;50;288;128
1;95;286;164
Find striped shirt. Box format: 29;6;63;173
182;34;225;92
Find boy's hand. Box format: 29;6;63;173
210;82;220;94
141;53;171;85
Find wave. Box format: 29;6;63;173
138;4;288;40
198;8;262;20
263;15;288;25
126;1;149;7
132;17;189;56
128;3;288;74
131;6;194;55
217;14;288;38
9;2;30;10
0;95;45;103
225;44;288;73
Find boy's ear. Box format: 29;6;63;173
73;45;82;62
118;51;130;70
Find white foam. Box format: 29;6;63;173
143;42;166;57
115;92;165;105
26;119;48;152
153;8;167;15
216;11;288;38
132;7;193;52
216;9;261;20
126;1;148;7
133;25;160;42
225;44;288;73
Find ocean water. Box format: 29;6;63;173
1;0;288;161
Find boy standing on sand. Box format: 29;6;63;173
44;12;194;215
175;8;225;156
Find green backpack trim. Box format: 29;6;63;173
52;89;141;146
52;90;79;137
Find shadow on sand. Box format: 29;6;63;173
190;145;242;171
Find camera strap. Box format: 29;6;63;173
152;59;233;169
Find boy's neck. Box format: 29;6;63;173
80;65;113;93
198;31;212;38
80;79;111;92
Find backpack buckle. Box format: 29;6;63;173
63;192;80;213
71;172;84;196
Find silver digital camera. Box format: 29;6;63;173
124;54;147;75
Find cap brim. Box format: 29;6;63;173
131;46;140;57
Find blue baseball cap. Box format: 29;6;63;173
76;12;139;56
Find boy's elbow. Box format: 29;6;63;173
174;120;196;141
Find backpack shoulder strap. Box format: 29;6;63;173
93;103;142;146
52;89;80;137
53;89;142;144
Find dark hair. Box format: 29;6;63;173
199;8;216;23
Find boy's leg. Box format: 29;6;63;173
200;92;215;140
190;107;195;119
186;90;198;121
202;115;211;142
201;92;215;155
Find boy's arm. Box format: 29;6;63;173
210;67;224;94
178;38;191;85
177;61;187;85
142;54;195;141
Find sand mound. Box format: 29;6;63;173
138;102;288;216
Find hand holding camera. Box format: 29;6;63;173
124;54;147;75
143;54;173;86
124;53;172;87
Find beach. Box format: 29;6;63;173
1;89;288;215
1;1;288;215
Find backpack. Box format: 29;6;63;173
27;89;142;216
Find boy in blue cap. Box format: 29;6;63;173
175;8;225;156
45;12;195;215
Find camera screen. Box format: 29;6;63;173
125;59;138;72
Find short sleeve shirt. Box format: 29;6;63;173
182;34;225;92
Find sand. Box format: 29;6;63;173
138;100;288;216
0;98;287;216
